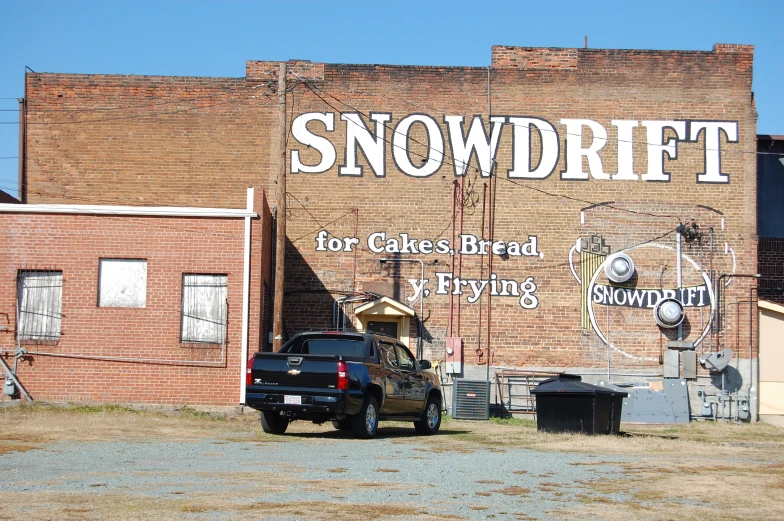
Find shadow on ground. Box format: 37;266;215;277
280;427;470;440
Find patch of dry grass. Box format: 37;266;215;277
2;403;783;521
0;491;447;521
0;441;38;455
492;486;531;496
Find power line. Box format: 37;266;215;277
290;209;357;243
0;156;18;160
0;81;277;113
0;89;278;125
0;75;780;158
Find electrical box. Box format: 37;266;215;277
445;337;462;374
682;351;697;379
663;350;680;378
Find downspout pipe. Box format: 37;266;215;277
448;181;457;338
240;187;254;404
17;97;26;203
676;232;683;340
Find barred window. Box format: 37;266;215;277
17;271;63;341
181;274;227;344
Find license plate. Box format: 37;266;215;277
284;395;301;405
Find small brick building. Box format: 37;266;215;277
0;189;273;405
3;43;771;415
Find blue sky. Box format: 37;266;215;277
1;0;781;199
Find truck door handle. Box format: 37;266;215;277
288;357;303;366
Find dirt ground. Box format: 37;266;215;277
0;403;783;521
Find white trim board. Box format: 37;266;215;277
0;203;257;218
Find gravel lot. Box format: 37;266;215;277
0;405;782;521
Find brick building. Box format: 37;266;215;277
0;189;273;405
3;44;768;417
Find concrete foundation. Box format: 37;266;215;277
442;357;759;423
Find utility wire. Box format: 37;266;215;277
0;89;277;125
0;75;780;158
290;209;356;243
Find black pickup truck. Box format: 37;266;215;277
245;331;442;438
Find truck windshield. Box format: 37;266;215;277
287;339;365;357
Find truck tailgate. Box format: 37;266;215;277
251;353;340;391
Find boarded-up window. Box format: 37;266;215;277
17;271;63;341
99;259;147;308
181;274;228;344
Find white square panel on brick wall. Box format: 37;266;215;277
99;259;147;308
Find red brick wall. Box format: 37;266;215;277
20;45;758;372
0;189;272;405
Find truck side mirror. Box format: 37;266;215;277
418;360;431;370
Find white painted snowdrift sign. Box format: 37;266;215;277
290;112;739;184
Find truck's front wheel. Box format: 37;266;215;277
414;395;442;435
261;411;289;435
351;396;379;439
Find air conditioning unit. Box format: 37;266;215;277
452;379;490;420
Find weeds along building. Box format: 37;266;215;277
2;44;767;417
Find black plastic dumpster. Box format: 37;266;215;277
530;374;628;434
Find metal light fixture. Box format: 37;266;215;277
604;252;635;283
654;297;685;328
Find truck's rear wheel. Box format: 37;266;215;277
414;395;441;435
351;396;379;439
261;411;289;435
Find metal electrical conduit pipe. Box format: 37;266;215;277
0;355;32;399
338;296;373;330
332;294;372;328
22;341;227;368
571;371;663;378
716;274;759;417
715;273;760;344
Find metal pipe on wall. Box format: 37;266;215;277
17;98;26;203
448;181;457;338
476;183;487;363
457;175;465;336
677;231;683;341
485;64;494;383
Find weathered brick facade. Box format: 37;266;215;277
17;44;758;390
0;190;272;405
